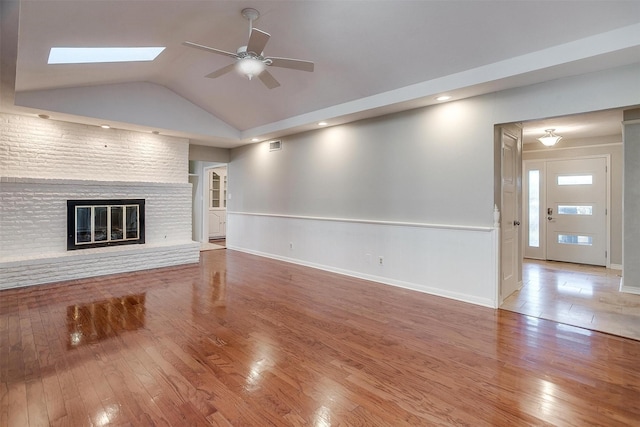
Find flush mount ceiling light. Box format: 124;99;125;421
100;124;111;129
318;121;328;126
537;129;563;146
436;95;451;101
48;47;165;64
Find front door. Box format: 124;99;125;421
546;158;607;266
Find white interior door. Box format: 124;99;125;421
546;158;607;266
208;167;227;239
500;126;522;301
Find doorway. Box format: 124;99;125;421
500;108;630;338
524;157;609;267
207;166;227;241
190;161;228;245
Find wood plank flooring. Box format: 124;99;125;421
2;250;640;426
502;259;640;341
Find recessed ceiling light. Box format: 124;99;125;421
100;124;111;129
318;122;328;126
436;95;451;101
48;47;165;64
251;138;260;142
37;114;50;119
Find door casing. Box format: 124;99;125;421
523;155;611;267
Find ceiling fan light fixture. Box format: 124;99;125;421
235;57;265;80
537;129;562;146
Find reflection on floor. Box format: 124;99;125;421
501;259;640;341
201;238;226;251
200;242;225;251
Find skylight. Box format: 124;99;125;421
48;47;165;64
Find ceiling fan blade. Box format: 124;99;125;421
258;70;280;89
205;63;236;79
246;28;270;55
267;57;314;72
182;41;237;58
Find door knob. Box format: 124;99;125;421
547;216;553;221
513;220;520;226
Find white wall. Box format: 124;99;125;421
227;63;640;308
0;113;199;289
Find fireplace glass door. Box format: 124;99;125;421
67;199;145;250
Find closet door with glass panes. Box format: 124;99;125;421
208;167;227;238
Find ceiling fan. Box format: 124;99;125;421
183;8;314;89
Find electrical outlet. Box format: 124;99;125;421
378;256;383;265
289;242;293;250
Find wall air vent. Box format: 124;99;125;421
269;140;282;151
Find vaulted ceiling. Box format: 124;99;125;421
2;1;639;148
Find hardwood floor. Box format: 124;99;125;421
502;259;640;341
2;250;640;426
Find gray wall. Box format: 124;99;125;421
230;100;496;226
189;144;230;163
623;110;640;291
524;136;623;265
230;63;640;227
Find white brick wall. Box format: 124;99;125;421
0;113;188;183
0;178;193;260
0;243;200;289
0;113;199;289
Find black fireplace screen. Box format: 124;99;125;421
67;199;145;250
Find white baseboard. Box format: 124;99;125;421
610;263;623;270
621;284;640;295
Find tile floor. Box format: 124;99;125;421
501;259;640;341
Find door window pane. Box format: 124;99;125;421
558;234;593;246
558;205;593;215
528;170;540;247
557;175;593;185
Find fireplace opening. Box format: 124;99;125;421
67;199;145;250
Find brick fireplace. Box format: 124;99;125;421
0;113;200;289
